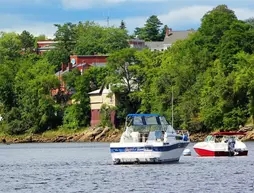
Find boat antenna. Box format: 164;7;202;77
171;85;174;128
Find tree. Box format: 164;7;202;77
107;48;141;121
216;20;254;72
0;32;22;62
12;58;60;134
54;22;77;53
62;66;108;128
107;48;139;94
134;15;163;41
0;62;17;111
198;5;238;56
74;23;106;55
35;34;47;41
0;56;60;135
245;17;254;27
103;27;129;53
45;48;70;71
19;30;35;53
74;23;129;55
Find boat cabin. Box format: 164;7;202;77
204;132;246;143
120;114;177;143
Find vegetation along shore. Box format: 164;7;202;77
1;125;254;144
1;5;254;143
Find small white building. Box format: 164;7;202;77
88;85;118;127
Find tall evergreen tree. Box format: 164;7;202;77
134;15;163;41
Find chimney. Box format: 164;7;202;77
165;27;169;36
165;27;172;37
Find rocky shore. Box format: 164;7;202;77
1;126;254;144
0;127;123;144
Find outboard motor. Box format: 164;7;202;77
227;137;236;156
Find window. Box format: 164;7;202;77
145;116;158;125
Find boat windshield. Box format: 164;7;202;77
204;135;214;142
125;114;171;132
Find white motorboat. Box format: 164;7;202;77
193;132;248;157
110;114;189;164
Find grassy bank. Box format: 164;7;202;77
0;126;123;144
0;127;89;143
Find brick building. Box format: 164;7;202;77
36;40;57;54
52;55;108;97
36;39;146;54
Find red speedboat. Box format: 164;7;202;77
193;132;248;157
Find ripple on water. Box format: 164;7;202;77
0;142;254;193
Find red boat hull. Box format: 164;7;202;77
194;148;248;157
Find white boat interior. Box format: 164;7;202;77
110;114;189;164
193;132;248;156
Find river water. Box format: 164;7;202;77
0;142;254;193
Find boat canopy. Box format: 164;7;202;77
211;132;246;136
125;114;173;132
126;114;163;126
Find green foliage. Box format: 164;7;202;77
74;23;129;55
19;30;35;53
54;22;77;53
134;15;164;41
107;4;254;132
0;32;22;62
35;34;47;41
107;48;139;94
198;5;237;57
45;49;70;71
63;104;85;129
61;66;108;129
99;104;116;127
245;17;254;27
0;56;60;135
1;5;254;136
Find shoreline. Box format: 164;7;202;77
1;127;254;144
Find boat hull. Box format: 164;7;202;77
194;147;248;157
110;142;189;164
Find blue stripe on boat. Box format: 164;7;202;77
110;143;188;153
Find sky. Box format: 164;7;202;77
0;0;254;38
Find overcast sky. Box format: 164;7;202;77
0;0;253;38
